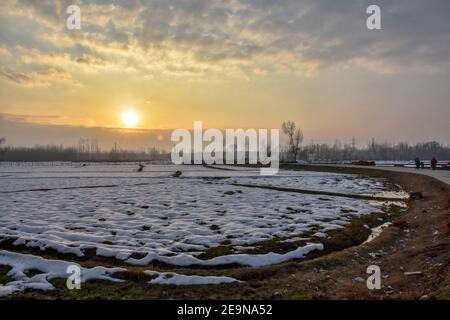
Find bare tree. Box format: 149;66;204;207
0;138;5;155
282;121;303;161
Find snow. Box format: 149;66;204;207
145;271;241;285
363;222;392;244
0;250;125;297
0;163;405;267
228;175;408;199
0;163;411;296
127;243;324;267
0;163;404;196
312;232;327;238
0;175;392;260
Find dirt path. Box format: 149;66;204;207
306;164;450;186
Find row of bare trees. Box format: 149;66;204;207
280;122;450;162
0;139;170;162
2;129;449;163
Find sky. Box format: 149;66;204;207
0;0;449;149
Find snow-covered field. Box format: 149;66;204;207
0;162;406;296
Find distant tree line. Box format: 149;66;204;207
280;122;450;162
290;140;450;163
0;140;170;162
1;133;449;163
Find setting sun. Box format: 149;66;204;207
121;110;139;128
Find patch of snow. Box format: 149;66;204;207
0;250;125;297
281;237;311;243
127;243;324;267
363;222;392;244
145;271;241;285
227;173;403;197
312;232;327;238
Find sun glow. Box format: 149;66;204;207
121;110;139;128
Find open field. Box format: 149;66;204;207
1;163;449;299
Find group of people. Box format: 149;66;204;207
415;157;438;170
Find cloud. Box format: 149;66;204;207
0;0;449;80
0;66;77;87
0;112;62;124
75;54;105;66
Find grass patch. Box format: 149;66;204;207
24;269;43;278
198;245;234;260
13;278;160;300
282;288;311;300
239;236;296;255
434;282;450;299
9;277;244;300
310;203;406;256
0;266;13;284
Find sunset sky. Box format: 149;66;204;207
1;0;450;149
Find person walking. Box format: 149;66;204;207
415;157;421;169
431;157;438;170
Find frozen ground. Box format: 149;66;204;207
0;163;403;260
0;162;407;296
